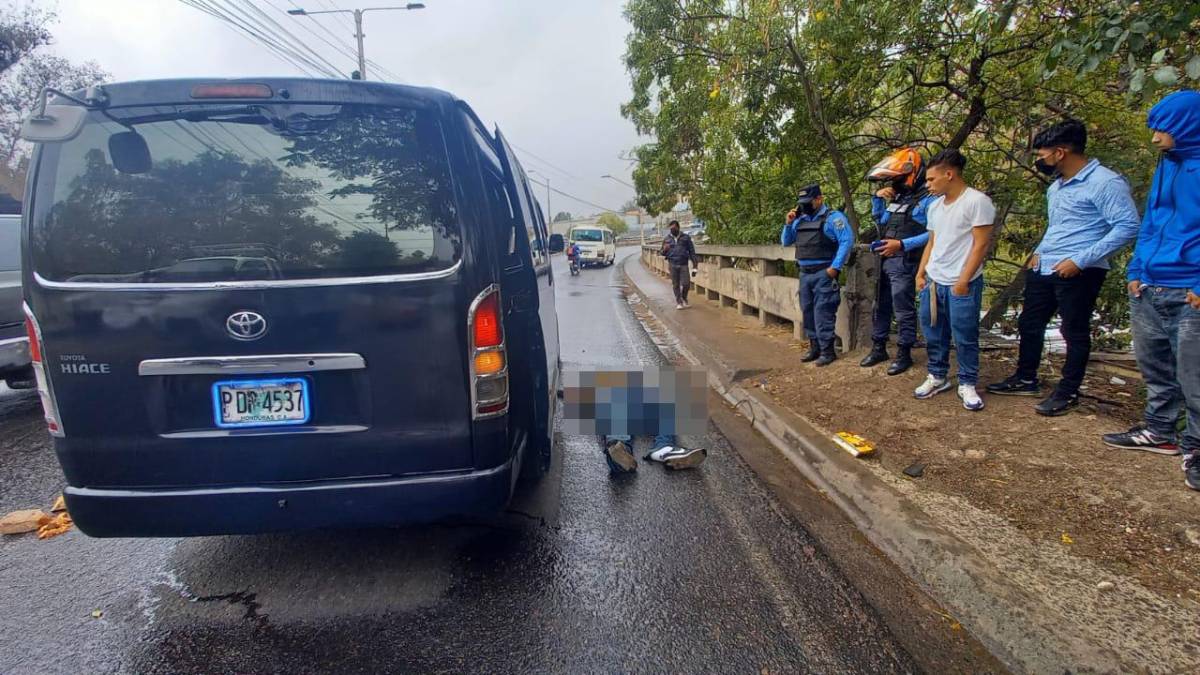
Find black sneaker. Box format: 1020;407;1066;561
604;440;638;473
1035;392;1079;417
986;375;1041;397
1101;427;1180;456
800;343;821;363
1185;453;1200;491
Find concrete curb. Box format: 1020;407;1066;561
621;254;1141;674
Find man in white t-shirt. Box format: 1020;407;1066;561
913;148;996;410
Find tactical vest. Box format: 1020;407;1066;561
793;212;838;261
882;192;928;242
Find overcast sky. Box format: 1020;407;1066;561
42;0;642;219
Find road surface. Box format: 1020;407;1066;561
0;248;920;674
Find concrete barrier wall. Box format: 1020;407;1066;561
641;244;872;350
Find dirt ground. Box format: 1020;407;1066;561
738;322;1200;605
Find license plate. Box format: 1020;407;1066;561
212;378;310;428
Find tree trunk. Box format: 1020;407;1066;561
783;35;860;231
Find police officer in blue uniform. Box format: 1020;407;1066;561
781;184;855;366
862;148;937;375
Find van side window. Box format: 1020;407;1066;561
480;166;521;264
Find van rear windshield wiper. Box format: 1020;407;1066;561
112;107;275;127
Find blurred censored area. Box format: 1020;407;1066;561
562;367;708;436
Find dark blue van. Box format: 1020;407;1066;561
20;79;559;536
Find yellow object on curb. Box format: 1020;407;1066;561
833;432;876;457
51;494;67;513
37;513;73;540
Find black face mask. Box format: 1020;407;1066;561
800;202;818;216
1034;158;1060;178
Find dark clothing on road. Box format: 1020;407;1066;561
662;232;699;267
799;268;840;349
670;263;692;304
871;256;920;348
1015;267;1107;397
1132;286;1200;454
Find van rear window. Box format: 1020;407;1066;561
30;104;462;283
573;229;603;242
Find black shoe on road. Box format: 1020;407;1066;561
886;346;913;376
605;440;638;474
1184;454;1200;491
1184;453;1200;491
986;375;1042;397
800;344;821;363
859;342;889;368
1035;391;1079;417
1101;427;1180;455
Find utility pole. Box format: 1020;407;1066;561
287;4;425;80
601;174;641;245
529;170;551;225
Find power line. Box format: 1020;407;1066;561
224;0;345;76
179;0;324;76
232;0;347;76
509;142;577;179
271;0;404;81
178;0;342;77
526;177;621;214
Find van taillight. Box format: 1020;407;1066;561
24;305;64;437
468;286;508;419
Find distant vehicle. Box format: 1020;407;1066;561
683;224;708;244
0;213;32;388
548;232;564;253
569;225;616;266
21;78;560;537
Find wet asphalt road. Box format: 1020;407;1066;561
0;248;917;674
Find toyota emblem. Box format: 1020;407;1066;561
226;311;267;341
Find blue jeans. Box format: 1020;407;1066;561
1131;286;1200;452
871;255;919;347
799;269;840;348
919;276;983;385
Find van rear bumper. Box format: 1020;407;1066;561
63;458;516;537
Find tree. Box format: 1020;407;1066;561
0;5;107;199
619;198;641;213
0;3;52;75
596;211;629;235
553;211;573;222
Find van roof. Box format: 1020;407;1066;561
60;78;465;113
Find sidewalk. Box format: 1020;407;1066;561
623;253;1200;673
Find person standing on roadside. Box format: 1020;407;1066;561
913;149;995;411
1099;90;1200;492
661;220;699;309
781;183;855;367
987;119;1140;416
861;148;936;376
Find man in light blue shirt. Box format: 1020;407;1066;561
781;183;855;366
987;119;1139;416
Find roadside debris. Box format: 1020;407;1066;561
1109;376;1126;385
1097;581;1115;591
902;462;925;478
833;431;876;457
91;609;104;619
1061;532;1075;545
37;513;73;540
0;509;52;535
51;494;67;513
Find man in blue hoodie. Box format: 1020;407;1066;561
1100;90;1200;492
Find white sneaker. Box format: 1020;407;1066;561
676;303;684;309
914;374;952;399
958;384;985;411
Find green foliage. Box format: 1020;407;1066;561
621;0;1195;335
596;211;629;234
553;211;573;222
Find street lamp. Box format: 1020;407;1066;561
595;172;633;189
287;4;425;80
